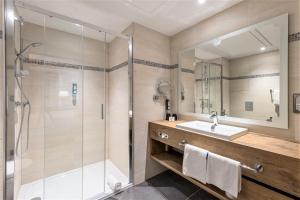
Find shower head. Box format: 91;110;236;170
17;42;42;58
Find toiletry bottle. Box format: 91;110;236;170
165;99;171;120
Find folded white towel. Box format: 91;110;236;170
206;152;241;198
182;144;208;184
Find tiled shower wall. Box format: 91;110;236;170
20;22;107;183
108;25;132;178
171;0;300;142
228;51;280;121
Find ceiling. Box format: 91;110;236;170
18;0;243;41
195;21;281;60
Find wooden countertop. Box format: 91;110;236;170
151;120;300;160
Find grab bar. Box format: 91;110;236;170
178;140;264;173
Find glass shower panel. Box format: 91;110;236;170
194;62;210;114
43;16;84;200
105;33;130;191
13;10;22;200
194;62;222;114
209;64;222;114
82;27;106;199
15;7;46;200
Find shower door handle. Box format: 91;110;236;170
101;104;104;120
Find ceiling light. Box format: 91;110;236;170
260;46;266;51
198;0;206;4
74;23;81;27
213;38;222;46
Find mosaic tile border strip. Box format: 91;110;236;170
195;73;280;81
225;73;280;80
196;76;222;81
23;58;105;71
133;58;171;69
181;68;194;74
23;58;176;72
288;32;300;43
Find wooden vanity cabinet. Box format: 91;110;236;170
149;121;300;200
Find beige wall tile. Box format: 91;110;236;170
108;66;129;177
133;64;170;184
171;0;300;142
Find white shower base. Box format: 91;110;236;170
18;160;129;200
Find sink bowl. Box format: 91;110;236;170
176;121;248;141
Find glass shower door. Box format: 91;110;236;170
43;16;85;200
194;62;222;114
82;26;107;199
11;3;131;199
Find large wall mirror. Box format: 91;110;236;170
178;14;288;129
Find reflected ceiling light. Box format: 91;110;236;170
213;38;222;46
59;90;69;97
260;46;266;51
7;10;15;22
74;23;81;27
198;0;206;4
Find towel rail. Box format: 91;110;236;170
178;140;264;174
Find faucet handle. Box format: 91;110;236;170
211;111;217;115
210;111;218;118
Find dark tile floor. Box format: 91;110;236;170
107;171;218;200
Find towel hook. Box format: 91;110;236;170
178;139;188;147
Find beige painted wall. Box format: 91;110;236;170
171;0;300;142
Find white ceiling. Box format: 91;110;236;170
19;0;243;39
195;21;281;60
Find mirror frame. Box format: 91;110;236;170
177;14;288;129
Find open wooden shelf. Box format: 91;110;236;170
150;143;295;200
151;151;229;200
149;124;296;200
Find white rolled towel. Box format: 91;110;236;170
107;175;122;192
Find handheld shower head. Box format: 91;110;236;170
17;42;42;58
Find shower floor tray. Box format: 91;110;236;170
18;160;129;200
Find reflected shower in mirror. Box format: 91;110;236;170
179;14;288;129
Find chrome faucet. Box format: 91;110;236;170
210;111;218;131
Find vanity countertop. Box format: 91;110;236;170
150;120;300;160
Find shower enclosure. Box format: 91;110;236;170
4;1;133;200
194;61;223;115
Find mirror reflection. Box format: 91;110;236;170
179;15;288;127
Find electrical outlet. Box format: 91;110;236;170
293;93;300;113
245;101;253;111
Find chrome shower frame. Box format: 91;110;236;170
3;0;134;199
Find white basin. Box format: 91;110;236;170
176;121;248;141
